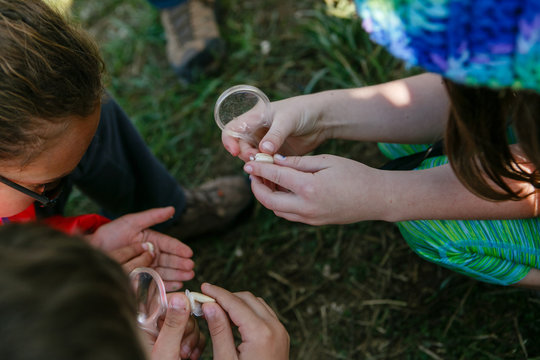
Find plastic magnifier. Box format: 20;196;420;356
129;267;167;337
214;85;272;147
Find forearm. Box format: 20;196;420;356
381;164;537;222
310;73;450;143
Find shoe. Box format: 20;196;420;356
166;175;253;240
160;0;224;83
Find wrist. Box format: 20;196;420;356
377;169;417;223
308;90;348;141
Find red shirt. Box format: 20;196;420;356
1;204;110;235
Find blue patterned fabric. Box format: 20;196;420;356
354;0;540;93
379;142;540;285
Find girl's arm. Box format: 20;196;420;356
306;72;450;144
243;155;536;226
223;73;450;161
383;163;536;222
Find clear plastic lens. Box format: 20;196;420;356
214;85;272;147
129;267;167;337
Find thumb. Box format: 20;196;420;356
203;302;238;359
152;293;190;360
273;154;334;173
120;206;176;231
259;116;296;155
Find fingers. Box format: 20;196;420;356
122;252;154;273
151;293;191;360
222;132;241;156
239;140;258;162
202;302;238;359
157;253;195;271
259;113;298;156
248;175;304;215
201;283;264;330
151;232;193;258
109;242;148;263
121;206;176;232
223;132;259;162
273;210;308;224
269;154;330;173
201;283;290;360
108;243;154;273
244;155;329;190
155;265;194;292
256;297;280;320
179;316;206;360
155;267;195;283
163;281;184;292
234;292;278;320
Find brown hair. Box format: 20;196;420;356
444;79;540;201
0;223;146;360
0;0;104;163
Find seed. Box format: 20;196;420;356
185;290;216;317
254;153;274;163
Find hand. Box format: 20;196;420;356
201;283;289;360
88;207;195;291
149;292;206;360
108;242;155;273
222;96;328;162
243;154;389;225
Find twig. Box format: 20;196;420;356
320;305;328;346
443;282;474;337
267;270;293;287
359;299;408;307
513;316;528;359
418;345;445;360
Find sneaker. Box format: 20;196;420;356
166;175;253;240
160;0;224;83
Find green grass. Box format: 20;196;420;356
67;0;540;359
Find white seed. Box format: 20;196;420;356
143;242;155;256
185;289;216;317
190;291;216;304
254;153;274;163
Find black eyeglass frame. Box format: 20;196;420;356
0;175;65;207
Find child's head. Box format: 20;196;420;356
0;223;147;360
355;0;540;200
0;0;104;215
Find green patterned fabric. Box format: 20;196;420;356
379;142;540;285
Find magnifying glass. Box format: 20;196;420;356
214;85;297;156
129;267;167;337
214;85;272;147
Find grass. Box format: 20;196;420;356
66;0;540;358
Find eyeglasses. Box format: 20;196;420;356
129;267;168;337
0;175;66;207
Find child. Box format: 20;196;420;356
223;0;540;288
0;0;251;288
0;223;289;360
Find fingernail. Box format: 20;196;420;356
170;296;187;312
275;154;286;161
244;165;253;173
181;345;192;358
141;242;155;256
249;155;255;161
261;141;274;152
203;304;216;318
